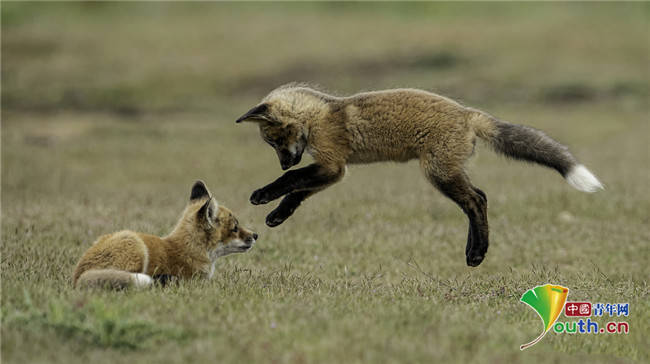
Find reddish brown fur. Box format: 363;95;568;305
72;181;258;288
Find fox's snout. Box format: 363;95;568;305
240;230;258;246
278;149;302;170
280;158;292;170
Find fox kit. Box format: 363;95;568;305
73;181;258;289
235;84;603;267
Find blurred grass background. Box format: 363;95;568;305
2;3;648;364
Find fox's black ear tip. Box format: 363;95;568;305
235;103;268;124
235;114;249;123
190;180;210;200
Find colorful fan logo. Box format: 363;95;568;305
520;284;569;350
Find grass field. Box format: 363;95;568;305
2;3;648;363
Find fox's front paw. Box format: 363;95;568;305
266;207;293;227
250;188;271;205
265;211;286;227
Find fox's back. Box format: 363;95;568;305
342;89;471;163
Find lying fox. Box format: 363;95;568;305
73;181;258;289
236;84;602;267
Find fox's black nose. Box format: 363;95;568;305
253;233;259;240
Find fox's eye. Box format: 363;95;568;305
232;226;238;233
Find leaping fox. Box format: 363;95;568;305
236;84;602;267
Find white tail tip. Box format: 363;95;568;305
566;164;603;193
131;273;153;288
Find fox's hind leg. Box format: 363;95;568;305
435;175;488;267
420;158;489;267
464;187;487;259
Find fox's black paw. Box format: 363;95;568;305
466;247;487;267
265;210;287;227
466;254;485;267
464;225;487;267
250;189;271;205
266;205;297;227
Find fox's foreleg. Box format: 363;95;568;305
250;163;344;226
265;189;317;227
250;164;344;204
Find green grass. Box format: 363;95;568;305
5;291;188;350
2;3;648;364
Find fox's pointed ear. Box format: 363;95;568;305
197;198;219;228
235;103;271;123
190;180;210;201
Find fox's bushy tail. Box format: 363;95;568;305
468;110;603;193
75;269;153;289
